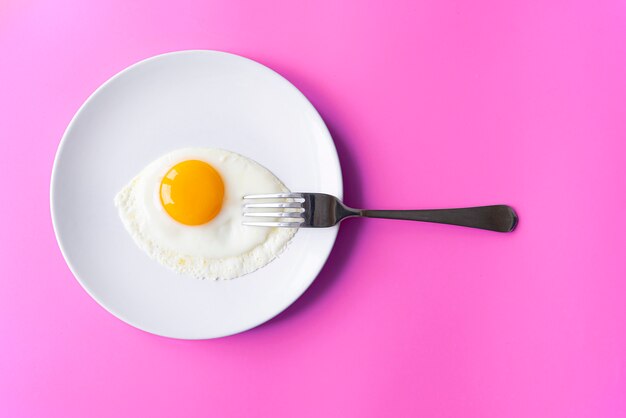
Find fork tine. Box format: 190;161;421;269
243;193;303;200
243;202;303;209
243;205;304;213
242;211;303;218
243;221;303;227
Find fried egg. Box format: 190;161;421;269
114;148;296;279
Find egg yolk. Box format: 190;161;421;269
159;160;225;226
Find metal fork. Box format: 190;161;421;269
242;193;518;232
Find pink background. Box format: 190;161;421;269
1;0;626;417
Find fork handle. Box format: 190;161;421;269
359;205;518;232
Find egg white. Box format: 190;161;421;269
114;148;296;280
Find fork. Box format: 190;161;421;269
242;193;518;232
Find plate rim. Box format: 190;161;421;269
50;49;343;339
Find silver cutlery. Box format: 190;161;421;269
242;193;518;232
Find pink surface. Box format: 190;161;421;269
1;0;625;417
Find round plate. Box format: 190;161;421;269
51;50;342;339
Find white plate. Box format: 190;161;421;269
51;50;342;339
